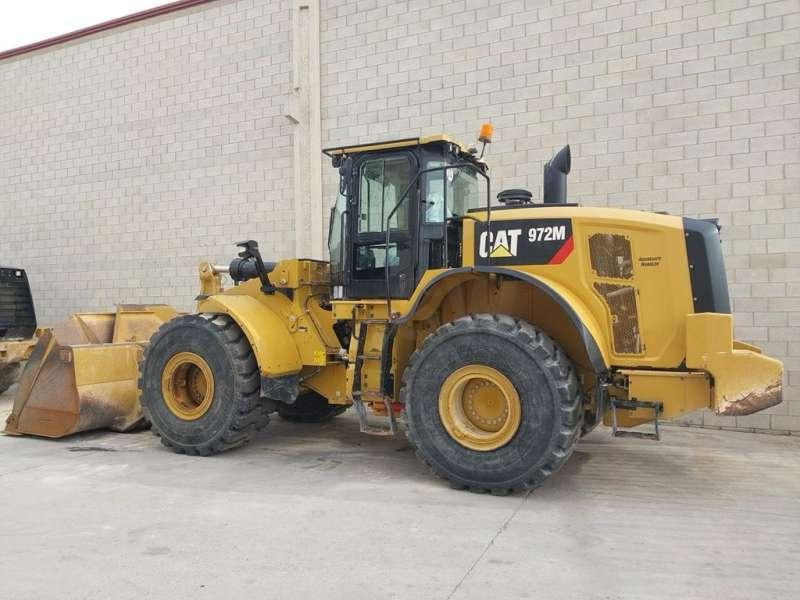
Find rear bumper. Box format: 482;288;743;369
686;313;783;416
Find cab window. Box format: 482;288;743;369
358;157;412;233
328;189;347;282
423;162;482;223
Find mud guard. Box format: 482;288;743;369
197;294;303;377
395;266;610;374
487;268;609;374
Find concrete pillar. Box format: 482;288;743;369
286;0;323;259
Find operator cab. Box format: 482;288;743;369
323;134;490;300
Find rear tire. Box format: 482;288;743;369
401;314;581;495
0;363;21;395
276;391;347;423
139;314;270;455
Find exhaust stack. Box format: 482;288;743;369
543;145;571;204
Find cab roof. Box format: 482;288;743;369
322;133;469;157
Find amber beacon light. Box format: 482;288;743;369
478;123;493;144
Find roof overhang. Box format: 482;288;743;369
322;134;470;157
0;0;219;61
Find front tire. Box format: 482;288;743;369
139;314;270;455
401;314;581;495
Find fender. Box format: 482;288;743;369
395;266;609;374
197;294;302;377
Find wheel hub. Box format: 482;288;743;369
463;379;509;431
161;352;214;420
438;365;521;451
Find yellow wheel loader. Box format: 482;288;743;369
6;127;783;494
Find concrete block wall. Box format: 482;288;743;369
320;0;799;431
0;0;294;320
0;0;797;431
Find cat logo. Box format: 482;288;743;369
478;229;522;258
474;218;573;266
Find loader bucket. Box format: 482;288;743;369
4;305;178;438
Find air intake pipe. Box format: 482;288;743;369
543;145;571;204
226;240;277;293
228;256;277;283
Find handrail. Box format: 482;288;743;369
383;163;491;319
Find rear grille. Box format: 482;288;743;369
593;283;642;354
0;267;37;339
588;233;633;279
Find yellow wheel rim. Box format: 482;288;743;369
438;365;521;451
161;352;214;420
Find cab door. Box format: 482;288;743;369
346;151;418;299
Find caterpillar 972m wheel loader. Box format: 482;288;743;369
5;126;783;494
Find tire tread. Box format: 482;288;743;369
401;313;581;494
139;313;269;455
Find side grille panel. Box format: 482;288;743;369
593;282;642;355
588;233;633;279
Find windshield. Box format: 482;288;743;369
423;161;482;222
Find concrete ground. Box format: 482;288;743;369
1;389;798;600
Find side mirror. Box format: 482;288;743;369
338;156;352;196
